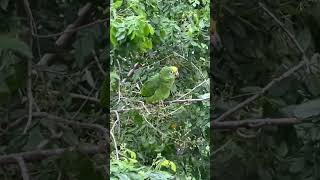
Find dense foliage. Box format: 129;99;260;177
213;0;320;179
1;0;107;179
109;0;210;179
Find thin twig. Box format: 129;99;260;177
173;52;209;82
135;100;150;114
23;46;33;134
0;144;105;164
92;50;106;76
22;0;41;59
121;63;140;83
14;156;30;180
32;18;108;38
110;110;120;160
236;128;261;139
166;98;209;104
22;0;34;134
49;90;99;103
37;3;93;66
71;80;97;120
115;59;122;105
213;139;232;155
177;79;209;100
37;131;63;149
142;114;166;136
32;112;108;140
110;107;144;113
212;117;301;129
259;3;305;55
259;2;310;72
213;4;311;123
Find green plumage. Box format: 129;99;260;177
141;66;178;103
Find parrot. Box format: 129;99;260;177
141;66;179;104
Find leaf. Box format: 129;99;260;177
277;142;288;157
230;21;247;38
112;0;123;9
0;0;9;10
0;36;32;59
63;130;79;145
198;93;210;99
280;105;296;117
258;167;273;180
129;110;144;126
305;74;320;96
293;98;320;119
0;75;10;103
110;26;118;46
59;151;104;180
83;68;95;88
141;38;153;50
169;162;176;172
289;158;304;173
23;126;45;151
297;27;312;51
148;24;155;35
310;127;320;141
126;149;137;159
73;30;96;67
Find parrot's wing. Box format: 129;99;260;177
141;74;160;97
145;85;171;103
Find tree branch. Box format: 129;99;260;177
212;3;310;124
212;118;301;129
14;156;30;180
32;112;109;141
0;144;105;165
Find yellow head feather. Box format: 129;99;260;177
171;66;178;73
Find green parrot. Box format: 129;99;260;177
141;66;179;104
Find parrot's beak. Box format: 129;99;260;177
175;71;179;78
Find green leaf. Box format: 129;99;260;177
112;0;123;10
148;24;155;35
0;0;9;10
110;26;119;46
73;30;96;67
0;36;32;59
289;158;304;173
277;142;288;157
129;110;144;126
141;39;152;50
83;68;95;88
23;126;45;151
198;93;210;99
59;151;104;180
0;75;10;103
305;74;320;96
297;27;312;51
62;130;79;145
258;167;272;180
293;98;320;119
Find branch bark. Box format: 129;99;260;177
37;3;93;66
0;144;105;165
212;118;301;129
14;156;30;180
